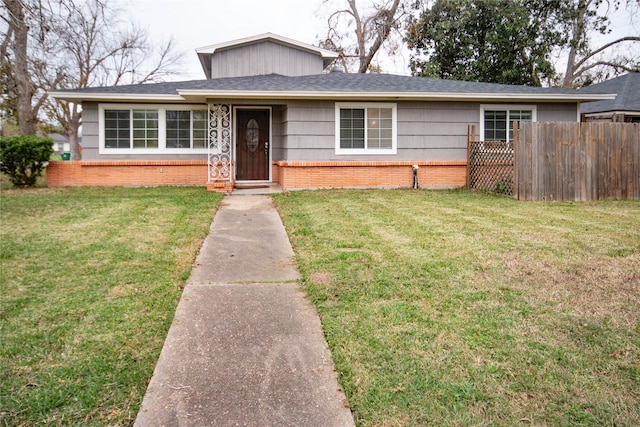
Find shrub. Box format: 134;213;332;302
494;177;513;195
0;136;54;187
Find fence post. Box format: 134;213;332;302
467;124;475;188
513;121;519;199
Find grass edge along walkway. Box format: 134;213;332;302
1;186;222;425
273;189;640;427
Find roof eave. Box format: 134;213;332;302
49;91;185;102
49;89;616;104
583;110;640;117
177;89;616;103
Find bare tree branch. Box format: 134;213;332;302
321;0;408;73
575;59;640;77
562;0;640;87
572;36;640;71
2;0;183;158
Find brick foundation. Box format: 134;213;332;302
275;160;467;190
45;159;468;192
46;160;212;188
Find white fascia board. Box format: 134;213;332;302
48;91;184;102
177;89;616;102
48;89;616;103
583;110;640;117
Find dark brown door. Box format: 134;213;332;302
236;109;270;181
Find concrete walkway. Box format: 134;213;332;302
134;195;354;426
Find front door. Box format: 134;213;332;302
236;109;270;181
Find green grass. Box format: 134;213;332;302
273;189;640;426
1;186;222;425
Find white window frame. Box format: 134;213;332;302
99;104;209;155
480;104;537;142
335;102;397;155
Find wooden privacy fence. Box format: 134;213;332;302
468;123;639;201
514;122;639;201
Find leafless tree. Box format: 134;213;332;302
1;0;182;159
2;0;42;135
320;0;408;73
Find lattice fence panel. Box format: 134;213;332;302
468;140;514;196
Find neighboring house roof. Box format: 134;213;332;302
48;133;68;143
580;72;640;114
50;72;615;104
195;33;339;79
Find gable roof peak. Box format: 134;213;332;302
195;33;339;79
195;32;338;58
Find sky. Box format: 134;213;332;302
126;0;638;82
126;0;412;80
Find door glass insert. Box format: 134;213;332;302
246;119;259;152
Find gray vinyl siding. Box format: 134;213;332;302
280;101;335;160
84;100;579;162
537;103;578;122
279;101;578;161
211;41;324;78
398;102;476;160
80;102;99;160
280;101;477;161
271;106;285;161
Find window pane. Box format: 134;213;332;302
379;118;393;129
132;109;158;149
379;108;392;120
167;110;191;148
379;138;392;149
192;110;207;148
366;108;393;150
484;110;507;141
340;109;365;149
104;110;130;148
509;110;532;122
507;110;532;140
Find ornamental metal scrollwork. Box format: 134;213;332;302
208;104;232;182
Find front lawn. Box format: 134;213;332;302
0;187;221;425
273;189;640;426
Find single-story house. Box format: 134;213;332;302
580;72;640;123
49;33;613;192
48;133;70;153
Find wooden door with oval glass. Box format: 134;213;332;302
236;109;270;181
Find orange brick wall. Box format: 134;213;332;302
46;160;210;187
46;160;468;191
275;160;467;190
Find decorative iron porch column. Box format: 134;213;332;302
207;103;233;192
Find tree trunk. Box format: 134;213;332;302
61;102;82;160
4;0;37;134
355;0;402;73
562;0;588;88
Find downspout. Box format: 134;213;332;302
412;164;419;189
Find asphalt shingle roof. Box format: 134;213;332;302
580;72;640;114
60;72;599;96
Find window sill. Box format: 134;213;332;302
99;148;209;155
335;149;397;155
